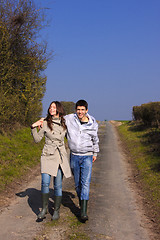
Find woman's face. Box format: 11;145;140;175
49;103;59;117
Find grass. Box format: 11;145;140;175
34;211;90;240
0;127;44;191
67;215;90;240
69;232;90;240
117;121;160;223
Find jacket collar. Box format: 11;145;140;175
74;113;93;125
52;117;61;125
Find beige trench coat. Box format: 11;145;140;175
31;118;71;178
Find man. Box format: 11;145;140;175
64;99;99;222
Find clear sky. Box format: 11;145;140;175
36;0;160;121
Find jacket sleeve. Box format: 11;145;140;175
31;126;45;143
92;122;99;156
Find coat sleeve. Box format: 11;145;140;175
92;122;99;155
31;125;45;143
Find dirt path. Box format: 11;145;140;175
0;122;157;240
84;121;152;240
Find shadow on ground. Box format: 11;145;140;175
16;188;80;221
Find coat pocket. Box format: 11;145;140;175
42;144;56;155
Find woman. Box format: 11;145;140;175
31;101;71;220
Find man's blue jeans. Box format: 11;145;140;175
41;167;63;196
70;153;93;200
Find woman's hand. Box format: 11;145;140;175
31;118;44;129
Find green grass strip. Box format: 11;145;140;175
0;127;44;191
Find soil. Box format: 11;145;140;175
0;165;41;211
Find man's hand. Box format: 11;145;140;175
93;156;97;162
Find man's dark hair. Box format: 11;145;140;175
76;100;88;110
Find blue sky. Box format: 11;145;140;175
36;0;160;121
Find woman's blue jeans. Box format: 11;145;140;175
41;167;63;196
70;153;93;200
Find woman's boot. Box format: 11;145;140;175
38;193;49;219
80;200;88;222
52;196;62;220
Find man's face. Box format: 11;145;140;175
76;106;88;121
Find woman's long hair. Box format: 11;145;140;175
45;101;66;131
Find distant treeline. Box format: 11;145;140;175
61;101;75;115
132;102;160;128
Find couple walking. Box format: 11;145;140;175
31;100;99;222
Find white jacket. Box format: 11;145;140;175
64;113;99;156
